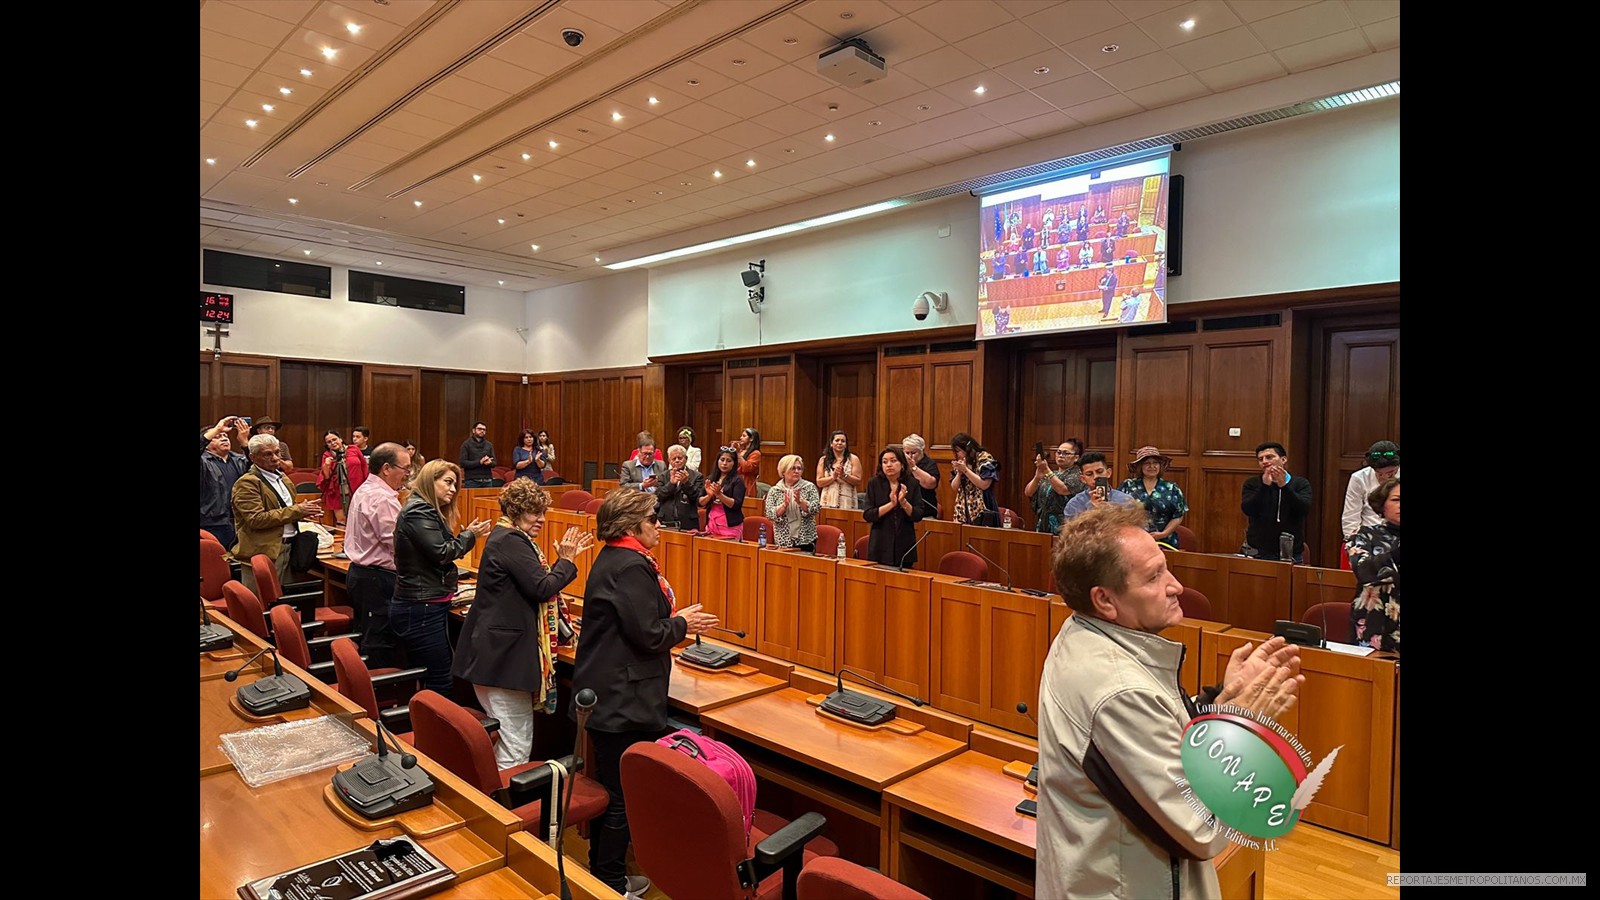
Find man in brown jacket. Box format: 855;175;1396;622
232;434;322;596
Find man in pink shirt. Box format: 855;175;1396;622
344;441;411;668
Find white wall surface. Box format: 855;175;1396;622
523;271;650;372
199;253;527;372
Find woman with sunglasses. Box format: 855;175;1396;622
698;446;747;539
573;488;718;897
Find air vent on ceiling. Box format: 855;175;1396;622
1128;320;1198;337
884;345;927;357
1203;314;1281;331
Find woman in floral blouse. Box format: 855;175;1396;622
1118;446;1188;548
764;454;820;552
1347;478;1400;651
949;432;1000;525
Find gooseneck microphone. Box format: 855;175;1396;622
201;596;233;652
965;542;1013;592
225;645;312;715
819;667;927;726
1016;702;1040;786
898;528;932;572
557;689;599;900
679;626;746;669
332;719;435;818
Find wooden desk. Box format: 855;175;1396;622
651;526;696;598
1165;552;1292;632
590;478;620;498
756;547;839;672
886;749;1037;895
691;536;759;649
666;641;791;714
928;578;1053;736
911;518;961;575
959;524;1054;591
837;560;932;700
1200;629;1398;844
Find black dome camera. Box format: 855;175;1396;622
561;28;585;47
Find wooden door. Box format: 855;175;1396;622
822;357;876;474
1311;321;1400;565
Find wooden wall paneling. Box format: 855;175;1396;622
1119;341;1193;460
361;366;420;466
822;356;877;472
912;518;961;575
1312;320;1401;567
644;365;668;453
1291;565;1357;624
1197;465;1253;563
977;343;1012;515
756;551;836;672
575;379;600;484
485;374;525;457
725;369;757;479
756;366;790;485
419;372;445;463
622;373;644;450
206;354;278;436
691;539;757;649
1220;557;1293;634
1166;551;1227;621
201;357;219;425
837;565;886;680
878;356;927;456
1197;326;1290;561
1085;349;1118;452
928;581;1045;735
790;355;822;480
880;569;931;700
605;377;625;466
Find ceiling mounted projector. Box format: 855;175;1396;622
818;39;887;88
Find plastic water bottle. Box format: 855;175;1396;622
758;524;767;549
836;534;847;559
1002;510;1013;529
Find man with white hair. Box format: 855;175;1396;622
232;433;323;595
901;433;941;518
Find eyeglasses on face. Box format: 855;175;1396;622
644;514;659;525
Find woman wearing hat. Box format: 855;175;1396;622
675;427;701;474
1118;446;1188;549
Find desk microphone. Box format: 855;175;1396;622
1016;703;1040;787
964;542;1013;592
332;719;435;818
679;626;746;669
819;667;926;726
1319;600;1330;649
200;596;233;652
561;689;599;900
921;495;941;519
225;646;312;715
898;529;932;572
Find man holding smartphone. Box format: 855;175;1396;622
1060;451;1135;522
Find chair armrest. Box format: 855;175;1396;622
307;660;337;681
296;620;326;637
753;811;826;868
378;705;412;733
478;716;500;735
506;754;584;807
370;666;428;689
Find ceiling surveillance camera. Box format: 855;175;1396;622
912;291;948;321
561;28;585;47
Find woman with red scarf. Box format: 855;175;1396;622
572;489;718;897
317;429;369;525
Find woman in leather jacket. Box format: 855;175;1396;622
389;459;492;692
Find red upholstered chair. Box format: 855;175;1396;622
270;604;341;682
223;582;271;640
937;551;988;580
998;507;1020;528
815;525;843;557
743;516;776;543
331;638;424;738
408;690;609;832
1177;587;1212;620
557;490;594;511
621;741;838;900
1175;524;1200;553
201;538;233;612
1302;602;1352;643
492;467;515;484
853;536;869;561
251;554;353;634
582;497;605;516
797;858;928;900
201;529;221;545
288;471;319;495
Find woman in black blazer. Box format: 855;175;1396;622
572;489;718;895
862;445;927;567
698;446;746;538
453;480;593;769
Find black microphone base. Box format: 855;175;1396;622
819;689;897;726
200;624;234;652
236;674;313;715
1272;620;1323;648
332;757;436;818
680;643;741;669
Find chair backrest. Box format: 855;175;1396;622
409;690;501;796
296;482;320;495
1175;524;1200;553
331;638;378;718
1302;602;1351;642
815;525;843;556
582;497;605;516
854;535;869;560
1177;587;1211;620
223;581;269;640
250;555;283;606
288;471;318;486
798;858;929;900
621;742;749;900
557;489;594;511
492;466;514;483
998;507;1019;528
743;515;775;543
201;538;232;602
201;529;221;545
937;551;988;580
270;604;312;670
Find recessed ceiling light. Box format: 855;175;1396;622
611;111;623;121
648;96;659;105
746;159;756;167
548;140;559;149
322;47;338;59
472;174;482;182
375;261;382;265
824;133;835;142
686;78;700;86
626;199;636;203
413;200;423;207
732;59;746;66
498;218;506;224
316;181;328;186
246;119;258;128
680;181;691;186
1180;19;1196;30
783;37;798;45
1033;66;1051;75
304;250;312;255
784;148;795;153
973;86;986;95
379;216;388;220
300;68;313;77
916;104;930;111
206;157;217;165
288;197;298;204
531;244;540;250
347;23;362;34
522;152;532;160
867;120;881;126
262;103;275;112
839;11;853;19
594;256;601;263
713;169;723;178
655;190;663;195
498;280;505;285
279;87;292;95
1101;43;1119;53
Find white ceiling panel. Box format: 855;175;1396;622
1248;1;1355;48
1061;23;1162;69
1168;25;1268;70
907;0;1015;42
1223;0;1316;23
1021;0;1130;45
1135;0;1242;48
1124;73;1210;107
794;0;902;38
894;45;989;88
1362;17;1398;50
1098;51;1189;90
1193;53;1287;91
858;15;947;61
1273;29;1371;72
954;20;1053;66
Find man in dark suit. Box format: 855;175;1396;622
1098;268;1119;319
655;444;703;528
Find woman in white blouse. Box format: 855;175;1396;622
816;430;863;510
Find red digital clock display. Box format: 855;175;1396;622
201;291;234;324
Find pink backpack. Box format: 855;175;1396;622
656;729;756;838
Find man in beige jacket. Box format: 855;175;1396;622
1037;504;1302;899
